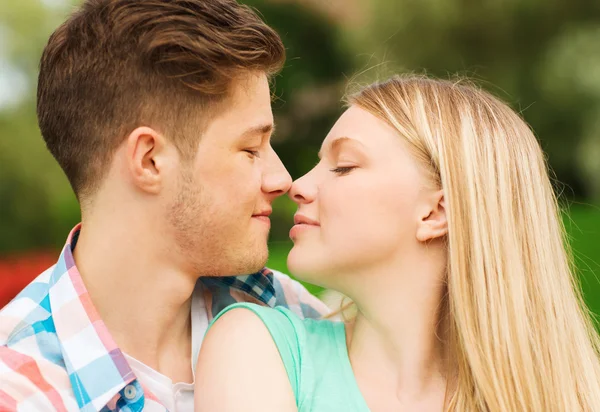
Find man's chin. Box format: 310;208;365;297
192;246;268;277
246;253;269;274
229;246;269;276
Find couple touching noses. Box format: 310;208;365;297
1;1;600;412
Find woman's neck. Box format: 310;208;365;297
343;246;450;410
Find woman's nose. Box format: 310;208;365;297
288;169;317;204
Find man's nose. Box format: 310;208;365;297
262;146;292;198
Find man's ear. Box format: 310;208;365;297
125;126;167;194
416;190;448;242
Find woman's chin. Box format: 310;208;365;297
286;246;304;275
287;247;329;283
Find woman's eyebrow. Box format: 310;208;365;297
318;136;365;159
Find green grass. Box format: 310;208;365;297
268;204;600;325
565;204;600;323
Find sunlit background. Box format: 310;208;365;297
1;0;599;321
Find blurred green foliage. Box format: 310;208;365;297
0;0;599;315
353;0;600;200
565;205;600;322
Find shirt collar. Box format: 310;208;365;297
200;268;277;308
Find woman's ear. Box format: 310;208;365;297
416;190;448;242
126;126;166;194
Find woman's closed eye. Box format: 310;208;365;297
330;166;356;175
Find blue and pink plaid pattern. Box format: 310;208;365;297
0;224;329;411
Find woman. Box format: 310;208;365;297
194;75;600;411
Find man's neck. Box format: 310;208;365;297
73;219;197;383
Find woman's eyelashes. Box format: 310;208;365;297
330;166;356;175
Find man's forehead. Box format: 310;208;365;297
200;73;273;138
219;75;272;116
230;72;271;100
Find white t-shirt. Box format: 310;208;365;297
124;283;209;411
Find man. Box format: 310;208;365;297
0;0;328;410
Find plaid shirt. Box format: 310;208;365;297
0;224;328;411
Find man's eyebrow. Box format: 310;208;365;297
241;123;275;138
318;136;357;159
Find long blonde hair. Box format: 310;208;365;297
346;75;600;411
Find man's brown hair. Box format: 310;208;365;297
37;0;285;200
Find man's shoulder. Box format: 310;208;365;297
0;265;56;346
0;345;75;411
0;266;76;410
268;269;331;319
0;265;67;379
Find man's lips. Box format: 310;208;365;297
252;209;272;225
252;208;272;218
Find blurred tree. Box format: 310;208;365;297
344;0;600;201
0;0;80;253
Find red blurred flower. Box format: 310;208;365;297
0;251;57;309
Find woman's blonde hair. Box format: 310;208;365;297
346;75;600;411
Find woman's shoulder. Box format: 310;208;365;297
197;303;300;410
211;302;306;335
209;303;347;377
209;302;342;351
206;303;356;410
212;302;343;341
219;305;349;376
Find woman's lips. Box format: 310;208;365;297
290;223;318;239
290;215;319;239
293;214;320;226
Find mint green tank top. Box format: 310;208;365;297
209;302;371;411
